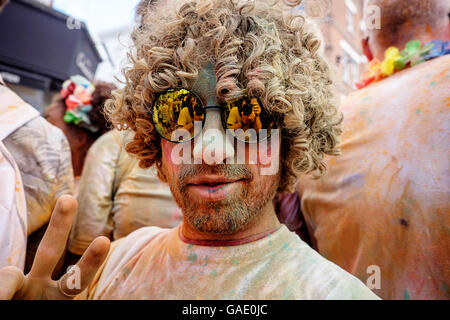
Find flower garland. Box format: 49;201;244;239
60;75;98;132
356;40;450;89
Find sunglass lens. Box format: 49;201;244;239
224;97;275;143
153;89;203;142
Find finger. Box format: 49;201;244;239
0;266;24;300
58;236;110;296
30;195;78;278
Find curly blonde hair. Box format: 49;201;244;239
105;0;342;193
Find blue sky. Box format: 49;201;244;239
53;0;141;35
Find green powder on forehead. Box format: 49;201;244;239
190;63;217;106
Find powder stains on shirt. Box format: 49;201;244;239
84;225;379;300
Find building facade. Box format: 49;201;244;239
318;0;367;96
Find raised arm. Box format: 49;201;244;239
0;195;110;300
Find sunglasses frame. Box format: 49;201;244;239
148;87;280;144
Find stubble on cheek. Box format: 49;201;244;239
160;138;281;235
176;165;279;235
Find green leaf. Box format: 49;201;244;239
419;43;434;56
394;57;408;70
411;58;425;66
63;112;75;123
405;40;421;54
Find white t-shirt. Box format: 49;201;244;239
85;224;380;299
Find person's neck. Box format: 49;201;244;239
71;149;86;177
181;201;281;244
374;32;443;61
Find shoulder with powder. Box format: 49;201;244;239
87;226;172;298
275;227;380;299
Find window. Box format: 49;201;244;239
345;0;357;35
346;10;354;34
342;54;352;85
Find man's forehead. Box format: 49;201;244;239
188;63;218;106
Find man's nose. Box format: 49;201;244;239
192;109;235;165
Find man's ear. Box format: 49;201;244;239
361;36;374;62
156;162;168;183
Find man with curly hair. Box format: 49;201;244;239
0;0;378;299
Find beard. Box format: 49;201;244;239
168;164;279;234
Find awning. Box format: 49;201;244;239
0;0;102;90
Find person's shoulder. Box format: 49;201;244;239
115;226;171;249
92;226;172;295
343;55;450;109
86;226;173;299
418;54;450;70
277;228;380;299
91;130;119;149
6;116;70;168
19;116;65;140
180;107;189;115
105;226;172;269
397;54;450;84
86;130;123;161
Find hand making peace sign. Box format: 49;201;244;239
0;195;110;300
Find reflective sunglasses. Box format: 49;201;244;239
149;88;280;143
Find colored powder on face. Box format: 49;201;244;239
403;290;410;300
190;63;217;105
188;252;197;262
440;283;449;295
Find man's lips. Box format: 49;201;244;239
186;175;242;186
185;175;246;201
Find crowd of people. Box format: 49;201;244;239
0;0;448;300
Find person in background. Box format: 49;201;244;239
45;75;116;193
65;3;182;262
0;73;32;271
67;128;182;258
296;0;450;299
226;98;262;131
0;0;73;273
